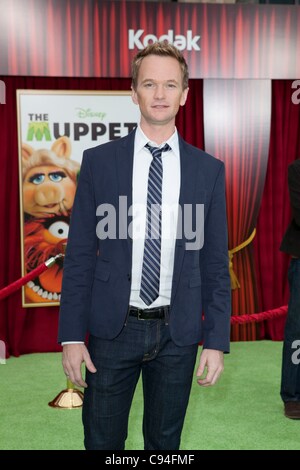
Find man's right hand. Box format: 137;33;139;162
62;343;97;388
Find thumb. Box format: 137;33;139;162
196;355;206;378
83;349;97;373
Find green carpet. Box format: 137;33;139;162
0;341;299;450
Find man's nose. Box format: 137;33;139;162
153;84;165;99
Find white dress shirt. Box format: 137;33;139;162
129;125;180;308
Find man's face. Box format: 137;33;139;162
132;55;188;127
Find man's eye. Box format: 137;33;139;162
29;174;45;185
144;83;154;88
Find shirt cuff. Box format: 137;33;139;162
61;341;84;345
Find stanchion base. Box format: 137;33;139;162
48;388;84;409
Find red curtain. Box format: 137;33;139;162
254;80;300;340
0;76;203;356
203;80;272;341
2;1;300;80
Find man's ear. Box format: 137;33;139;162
131;87;139;105
180;87;189;107
52;136;71;158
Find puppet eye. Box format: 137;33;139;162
29;174;45;184
48;221;69;239
49;171;66;182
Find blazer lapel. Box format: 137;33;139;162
171;136;199;305
116;129;136;265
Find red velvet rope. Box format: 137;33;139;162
0;260;289;325
0;262;49;301
230;305;287;324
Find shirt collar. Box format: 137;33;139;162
135;125;180;159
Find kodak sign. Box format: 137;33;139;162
128;29;201;51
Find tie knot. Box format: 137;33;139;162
145;143;171;158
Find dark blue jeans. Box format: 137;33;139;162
281;258;300;403
82;315;198;450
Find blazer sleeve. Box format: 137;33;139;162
288;162;300;227
58;150;97;343
200;163;231;353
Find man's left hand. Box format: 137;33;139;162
196;349;224;386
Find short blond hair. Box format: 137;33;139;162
131;41;189;91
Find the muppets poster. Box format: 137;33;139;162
17;90;140;307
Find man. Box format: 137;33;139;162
280;158;300;419
58;42;231;450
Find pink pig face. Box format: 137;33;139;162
23;164;76;217
21;137;80;218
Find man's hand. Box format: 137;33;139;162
196;349;224;387
62;344;97;388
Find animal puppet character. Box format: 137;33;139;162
24;215;69;303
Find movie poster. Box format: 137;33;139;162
17;90;140;307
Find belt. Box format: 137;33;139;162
128;305;169;320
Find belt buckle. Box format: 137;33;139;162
137;308;146;320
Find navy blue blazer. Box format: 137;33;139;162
58;130;231;351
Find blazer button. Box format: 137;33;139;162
127;274;131;281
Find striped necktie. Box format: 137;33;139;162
139;142;171;306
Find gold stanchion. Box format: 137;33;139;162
48;243;84;408
48;378;84;409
